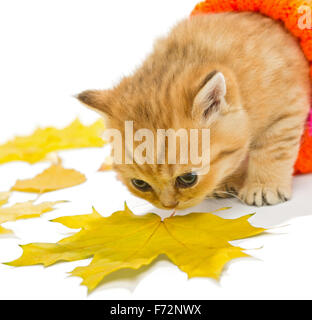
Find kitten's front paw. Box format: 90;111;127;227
239;183;291;206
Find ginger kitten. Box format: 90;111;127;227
78;13;311;209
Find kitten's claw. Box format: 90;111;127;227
239;183;291;206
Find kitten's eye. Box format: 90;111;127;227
176;173;198;188
131;179;152;192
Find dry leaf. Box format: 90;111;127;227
0;226;11;235
0;192;12;234
0;119;105;165
0;192;10;206
8;204;265;291
98;156;113;172
0;198;64;234
12;164;86;193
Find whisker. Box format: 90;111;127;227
170;209;176;217
206;191;245;204
211;190;245;205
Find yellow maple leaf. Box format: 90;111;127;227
0;119;105;165
8;204;265;291
12;164;86;193
0;198;64;234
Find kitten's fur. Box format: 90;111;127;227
78;13;311;209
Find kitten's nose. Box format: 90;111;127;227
161;201;179;209
159;187;178;209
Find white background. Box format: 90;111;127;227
0;0;312;300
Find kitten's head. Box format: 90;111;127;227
78;66;250;210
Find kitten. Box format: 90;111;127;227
78;12;311;209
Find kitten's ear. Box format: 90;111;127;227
77;90;113;117
192;71;227;121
